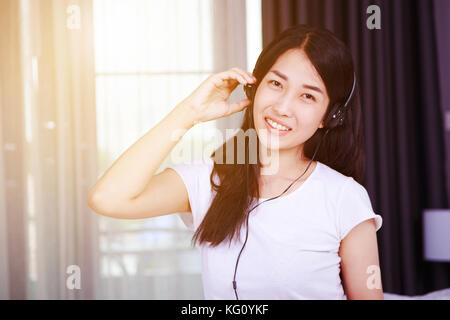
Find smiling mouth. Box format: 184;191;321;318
264;117;292;131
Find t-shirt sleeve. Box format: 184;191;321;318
167;158;214;232
336;178;383;241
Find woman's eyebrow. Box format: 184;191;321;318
269;70;324;95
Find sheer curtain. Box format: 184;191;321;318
1;0;98;299
93;0;257;299
0;0;261;299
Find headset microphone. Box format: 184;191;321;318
233;72;357;300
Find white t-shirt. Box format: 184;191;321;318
168;157;383;300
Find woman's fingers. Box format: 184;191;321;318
215;68;256;87
226;70;249;85
226;98;252;116
230;67;257;83
182;67;255;124
213;71;246;87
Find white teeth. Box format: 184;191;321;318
265;118;291;131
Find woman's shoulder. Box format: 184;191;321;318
316;161;352;186
169;156;214;169
167;156;216;185
315;161;371;201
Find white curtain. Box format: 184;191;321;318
0;64;10;299
0;0;260;300
1;0;99;299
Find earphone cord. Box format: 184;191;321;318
232;128;331;300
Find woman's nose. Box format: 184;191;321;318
272;95;292;117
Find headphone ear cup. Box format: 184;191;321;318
244;84;255;100
324;103;343;129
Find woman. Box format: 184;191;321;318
88;24;384;300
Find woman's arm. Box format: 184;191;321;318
87;68;256;219
339;218;384;300
87;104;196;218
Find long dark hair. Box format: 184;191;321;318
192;24;364;247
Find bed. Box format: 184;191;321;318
383;288;450;300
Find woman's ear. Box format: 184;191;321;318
319;106;330;129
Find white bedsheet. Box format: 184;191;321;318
383;288;450;300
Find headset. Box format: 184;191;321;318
231;72;357;300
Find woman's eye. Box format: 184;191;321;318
302;93;316;101
269;80;281;87
268;81;316;102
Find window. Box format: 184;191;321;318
93;0;215;299
92;0;261;299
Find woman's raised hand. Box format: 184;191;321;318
179;67;257;125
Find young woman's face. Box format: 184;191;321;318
253;48;330;150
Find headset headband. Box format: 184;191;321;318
343;72;357;107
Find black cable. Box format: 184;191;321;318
232;128;331;300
